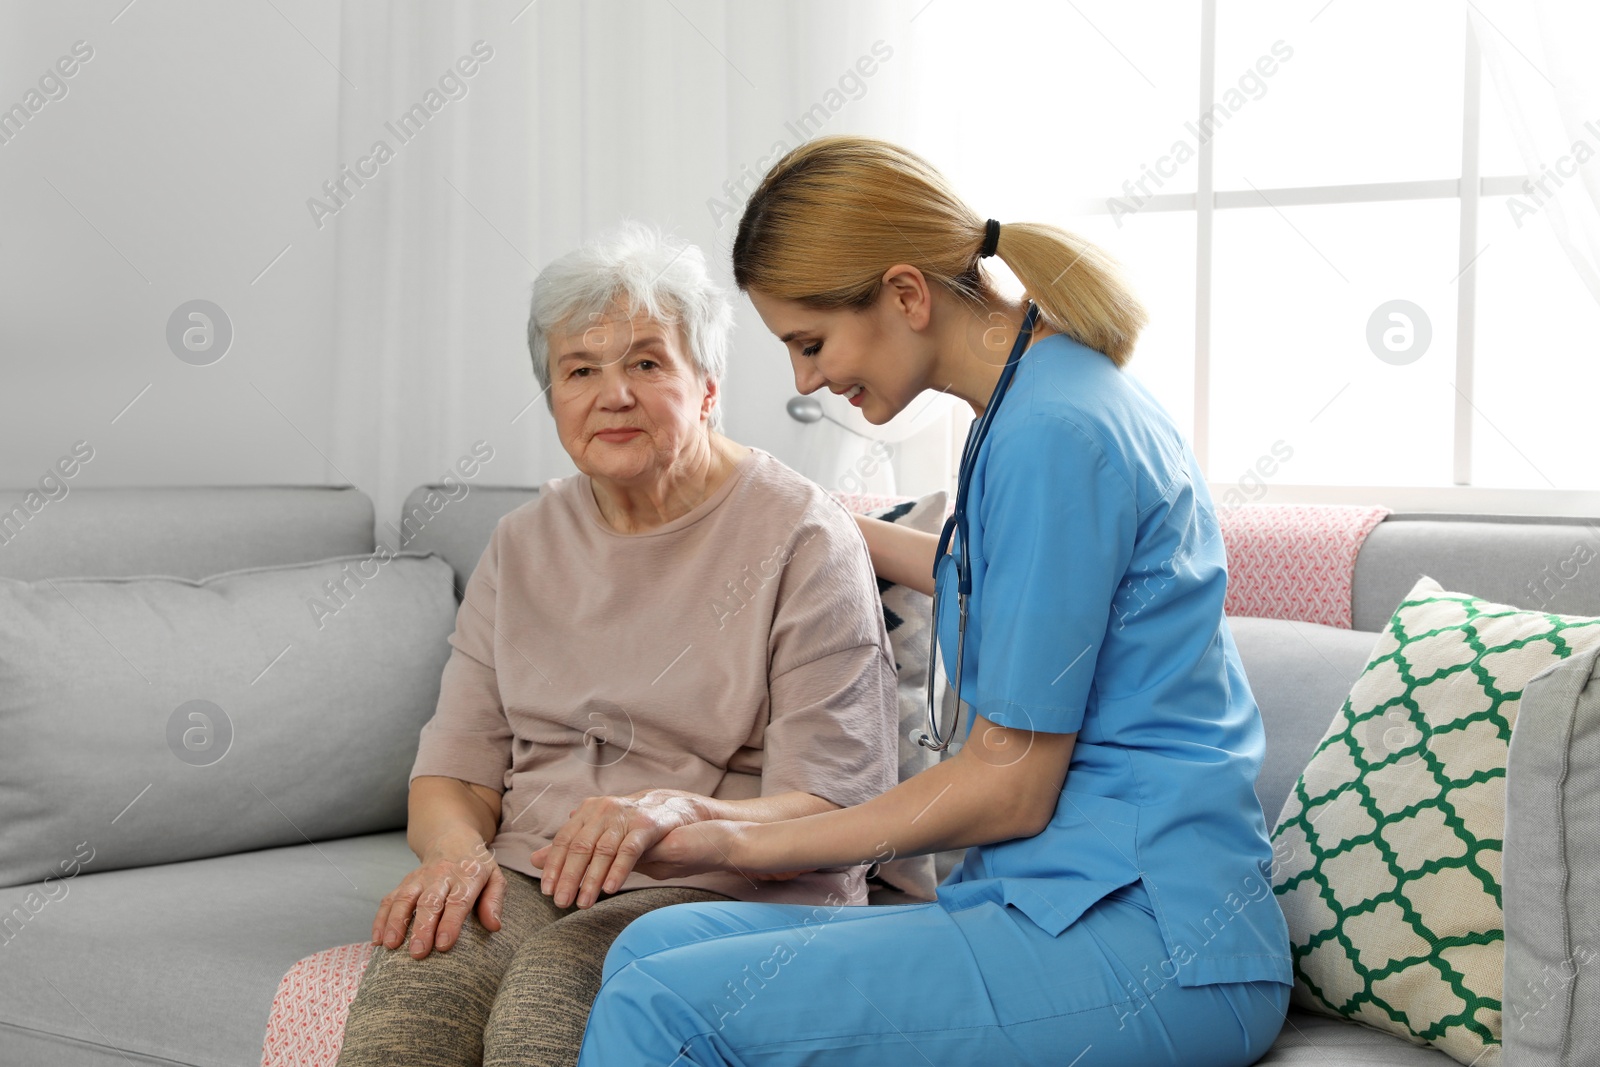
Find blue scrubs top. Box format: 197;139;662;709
933;331;1294;990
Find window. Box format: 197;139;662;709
901;0;1599;512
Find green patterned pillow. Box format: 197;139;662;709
1270;575;1600;1066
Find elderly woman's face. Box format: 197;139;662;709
547;303;716;484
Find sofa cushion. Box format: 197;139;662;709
0;552;458;888
1502;641;1600;1065
1255;1007;1462;1064
1227;616;1380;826
1270;575;1600;1066
0;831;416;1067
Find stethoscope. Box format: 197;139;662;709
918;300;1042;751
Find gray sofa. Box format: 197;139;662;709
3;485;1589;1066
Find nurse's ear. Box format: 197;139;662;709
877;263;934;334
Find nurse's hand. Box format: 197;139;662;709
635;818;757;881
531;789;701;909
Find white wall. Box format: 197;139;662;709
0;0;867;529
0;1;344;491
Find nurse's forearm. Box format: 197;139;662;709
635;787;837;825
853;513;939;597
735;717;1074;872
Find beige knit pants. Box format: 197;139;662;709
335;866;730;1067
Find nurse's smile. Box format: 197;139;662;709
746;280;1051;425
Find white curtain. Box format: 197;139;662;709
1472;0;1600;308
326;0;926;536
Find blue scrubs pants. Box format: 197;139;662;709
575;880;1289;1066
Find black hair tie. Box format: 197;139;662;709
979;218;1001;258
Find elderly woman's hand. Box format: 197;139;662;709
373;835;504;960
530;788;704;908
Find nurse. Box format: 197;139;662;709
570;134;1293;1066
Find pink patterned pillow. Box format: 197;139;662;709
259;942;373;1067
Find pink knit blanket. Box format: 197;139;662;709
1217;503;1391;629
829;495;1390;631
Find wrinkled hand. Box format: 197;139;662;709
372;839;503;960
530;790;701;908
634;818;757;881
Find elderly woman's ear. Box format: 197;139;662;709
700;374;720;423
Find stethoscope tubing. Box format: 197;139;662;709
919;301;1042;752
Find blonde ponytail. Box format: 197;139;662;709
732;134;1148;366
984;221;1147;367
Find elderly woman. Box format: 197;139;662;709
334;221;900;1067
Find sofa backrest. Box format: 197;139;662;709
0;486;374;580
9;484;1599;837
10;487;1597;629
407;493;1600;638
396;485;540;595
1353;512;1600;631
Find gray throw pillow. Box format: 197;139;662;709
862;493;949;783
0;552;459;889
844;492;967;899
1504;642;1600;1064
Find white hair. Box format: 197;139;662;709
526;220;735;432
